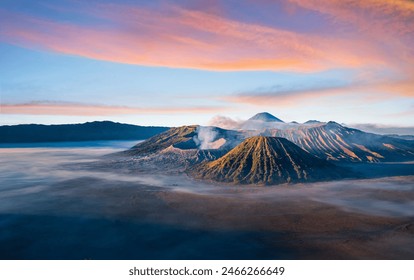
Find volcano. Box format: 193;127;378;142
191;136;345;185
125;125;244;156
125;125;199;156
248;112;284;123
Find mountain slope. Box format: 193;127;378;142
126;125;244;156
0;121;169;143
135;146;228;172
266;122;414;162
127;125;198;155
191;136;345;185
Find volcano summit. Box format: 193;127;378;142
248;112;284;123
191;136;344;184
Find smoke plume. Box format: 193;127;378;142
194;126;225;149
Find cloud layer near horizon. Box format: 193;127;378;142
1;102;227;116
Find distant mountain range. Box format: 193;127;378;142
3;113;413;185
116;112;414;185
0;121;169;143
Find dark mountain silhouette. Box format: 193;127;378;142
248;112;284;123
0;121;169;143
191;136;345;185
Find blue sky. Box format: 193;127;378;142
0;0;413;127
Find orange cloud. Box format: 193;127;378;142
225;78;414;107
289;0;414;35
288;0;414;67
0;102;227;116
224;87;357;107
0;5;385;72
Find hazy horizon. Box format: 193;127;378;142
2;115;414;136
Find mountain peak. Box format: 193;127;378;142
326;121;342;129
304;120;321;124
248;112;284;123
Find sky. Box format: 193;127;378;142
0;0;413;128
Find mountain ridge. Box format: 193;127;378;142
0;121;169;143
265;121;414;162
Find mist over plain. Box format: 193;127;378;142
1;141;413;259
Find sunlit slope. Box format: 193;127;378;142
191;136;344;185
127;125;199;155
267;122;414;162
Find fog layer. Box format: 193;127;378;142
1;142;413;259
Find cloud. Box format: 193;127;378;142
288;0;414;35
0;4;385;72
0;102;227;116
224;75;414;107
348;124;414;136
207;115;243;130
204;0;413;106
287;0;414;68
